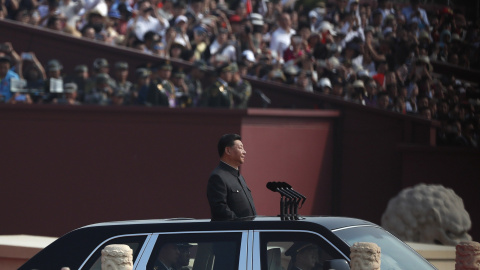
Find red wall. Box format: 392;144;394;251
0;105;338;237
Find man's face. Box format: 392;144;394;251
280;14;291;29
378;95;390;109
158;243;180;266
177;247;191;266
296;248;318;269
226;140;246;167
0;62;10;77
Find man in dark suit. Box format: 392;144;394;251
152;243;180;270
285;242;319;270
207;134;256;221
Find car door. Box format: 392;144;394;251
251;230;350;270
135;230;250;270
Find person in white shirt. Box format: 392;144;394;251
126;0;169;42
209;28;236;62
173;15;191;49
269;12;296;60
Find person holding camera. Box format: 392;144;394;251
125;0;169;43
401;0;429;29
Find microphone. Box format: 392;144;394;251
282;182;307;208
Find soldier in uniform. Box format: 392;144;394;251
201;62;234;108
132;67;151;105
146;60;175;107
84;58;116;97
184;59;208;107
230;62;252;109
170;68;192;108
111;61;133;104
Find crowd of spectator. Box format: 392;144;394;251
0;0;479;147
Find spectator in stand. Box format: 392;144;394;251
209;28;236;63
81;25;96;39
172;14;191;50
191;25;209;61
406;83;419;113
402;0;429;30
57;0;82;29
168;0;186;26
126;0;169;44
0;56;19;103
18;51;45;102
377;91;390;110
270;12;295;61
143;30;161;54
156;0;173;22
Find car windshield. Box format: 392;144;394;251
333;225;436;270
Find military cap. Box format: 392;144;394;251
158;60;172;71
95;73;110;84
114;61;129;70
47;59;63;71
230;63;239;73
193;59;208;71
63;82;78;93
217;62;233;74
93;58;109;69
172;68;185;78
74;64;88;73
135;68;151;78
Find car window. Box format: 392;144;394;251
260;232;344;270
147;232;242;270
81;235;148;270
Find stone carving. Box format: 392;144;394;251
350;242;381;270
101;244;133;270
456;241;480;270
381;183;472;245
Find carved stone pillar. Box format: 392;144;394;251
101;244;133;270
350;242;381;270
456;241;480;270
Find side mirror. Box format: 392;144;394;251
323;259;350;270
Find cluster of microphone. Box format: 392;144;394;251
266;182;307;220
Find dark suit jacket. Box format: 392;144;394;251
207;162;256;221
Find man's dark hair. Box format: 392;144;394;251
217;134;241;157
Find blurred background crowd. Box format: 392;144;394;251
0;0;479;147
